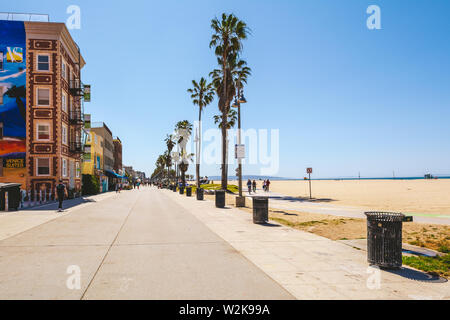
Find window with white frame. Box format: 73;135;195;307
37;158;50;176
62;158;67;177
37;54;49;71
61;60;67;80
37;123;50;140
69;97;73;113
61;91;67;112
37;88;50;106
62;125;68;145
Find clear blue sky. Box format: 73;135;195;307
5;0;450;178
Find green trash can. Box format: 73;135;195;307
186;187;192;197
196;187;204;200
215;190;225;208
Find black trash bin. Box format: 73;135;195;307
215;190;225;208
196;187;204;200
253;197;269;224
179;186;184;195
186;187;192;197
365;212;405;268
173;185;177;192
0;183;22;211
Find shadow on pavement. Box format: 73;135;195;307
383;266;448;283
22;197;96;211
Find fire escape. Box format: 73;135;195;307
68;43;85;154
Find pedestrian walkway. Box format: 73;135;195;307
0;187;293;299
245;189;450;225
165;189;450;300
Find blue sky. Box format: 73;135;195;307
4;0;450;178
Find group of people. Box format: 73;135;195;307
246;179;271;194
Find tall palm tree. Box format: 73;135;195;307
187;77;214;188
163;150;172;182
165;134;175;181
210;13;249;190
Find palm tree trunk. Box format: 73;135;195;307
221;110;228;190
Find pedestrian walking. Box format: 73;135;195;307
247;179;252;194
56;180;68;212
262;179;266;192
266;179;271;192
252;180;256;193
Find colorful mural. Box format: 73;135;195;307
0;21;26;170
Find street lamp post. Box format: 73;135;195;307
233;89;246;207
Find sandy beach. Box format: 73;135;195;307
226;179;450;215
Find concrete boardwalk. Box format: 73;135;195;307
0;187;448;300
0;187;292;300
245;189;450;225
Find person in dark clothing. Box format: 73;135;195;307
247;179;252;194
252;180;257;193
56;180;68;212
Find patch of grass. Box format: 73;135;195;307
199;184;238;193
402;254;450;278
437;243;450;254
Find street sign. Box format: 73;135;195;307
84;84;91;102
306;168;313;199
235;144;245;159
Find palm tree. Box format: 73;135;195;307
210;13;249;190
213;108;237;129
187;77;214;188
163;150;172;183
5;85;26;121
165;134;175;181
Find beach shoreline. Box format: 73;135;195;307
218;179;450;216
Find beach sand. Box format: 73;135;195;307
225;179;450;215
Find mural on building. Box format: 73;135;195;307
0;21;26;177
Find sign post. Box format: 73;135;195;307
307;168;313;199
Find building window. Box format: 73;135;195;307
37;88;50;106
37;54;50;71
76;162;80;178
37;123;50;140
37;158;50;176
62;125;68;145
61;91;67;112
61;60;67;80
62;158;67;177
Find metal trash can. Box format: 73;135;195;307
365;212;405;268
0;183;22;211
186;187;192;197
179;186;184;195
196;187;204;200
172;185;177;192
253;197;269;224
215;190;225;208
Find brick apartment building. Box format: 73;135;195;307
113;137;123;174
0;18;86;197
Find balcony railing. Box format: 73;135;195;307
69;79;83;96
69;110;84;125
69;141;83;154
